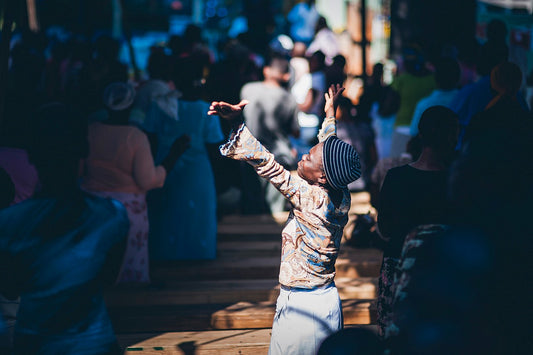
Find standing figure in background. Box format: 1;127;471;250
241;55;300;215
306;16;340;65
410;57;461;136
389;45;436;157
145;56;224;260
325;54;347;88
377;106;458;336
291;51;327;147
335;96;377;191
287;0;320;46
82;83;189;284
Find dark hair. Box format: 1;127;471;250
265;55;290;74
309;51;326;71
377;86;400;117
418;106;458;152
147;46;172;81
486;19;508;43
477;42;508;76
490;61;522;96
332;54;346;68
434;57;460;90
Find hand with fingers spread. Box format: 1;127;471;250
208;100;249;121
324;84;345;118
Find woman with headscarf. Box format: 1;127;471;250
82;82;189;284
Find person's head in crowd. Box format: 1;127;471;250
182;24;203;54
268;34;294;58
490;61;522;98
0;168;15;209
486;19;508;44
434;57;460;90
417;106;459;165
93;34;121;62
28;103;88;195
335;96;355;122
331;54;346;71
147;46;173;82
309;51;326;73
167;34;183;56
263;55;291;85
103;82;136;124
173;55;205;100
377;86;400;118
317;328;384;355
476;41;508;77
292;41;307;58
370;63;384;84
315;16;329;34
402;44;426;75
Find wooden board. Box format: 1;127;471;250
210;300;377;329
150;248;382;281
106;278;377;307
118;324;379;352
110;304;230;332
122;329;271;355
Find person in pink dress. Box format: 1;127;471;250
82;82;189;284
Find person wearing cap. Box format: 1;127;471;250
209;84;361;355
81;82;190;285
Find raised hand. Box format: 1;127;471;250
324;84;345;117
208;100;249;120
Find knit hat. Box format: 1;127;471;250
322;136;361;190
103;82;136;111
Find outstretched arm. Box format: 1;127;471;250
317;84;345;142
208;100;248;128
210;100;314;210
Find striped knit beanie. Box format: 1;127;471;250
322;136;361;190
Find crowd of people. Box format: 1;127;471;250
0;1;532;353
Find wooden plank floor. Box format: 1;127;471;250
112;206;382;353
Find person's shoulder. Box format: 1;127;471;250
385;164;413;179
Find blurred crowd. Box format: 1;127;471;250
0;0;532;353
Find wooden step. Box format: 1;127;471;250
151;248;383;281
110;304;231;332
210;299;377;330
110;298;377;334
118;325;379;354
105;277;377;307
121;329;271;355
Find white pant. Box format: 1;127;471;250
269;283;343;355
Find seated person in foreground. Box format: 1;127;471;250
0;103;129;354
209;85;361;355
